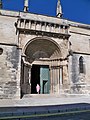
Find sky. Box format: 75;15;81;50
2;0;90;25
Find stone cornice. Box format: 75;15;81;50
18;28;70;39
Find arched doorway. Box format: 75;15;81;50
21;37;62;96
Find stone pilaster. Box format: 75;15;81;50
14;48;22;99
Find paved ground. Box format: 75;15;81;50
0;94;90;107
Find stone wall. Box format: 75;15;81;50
66;24;90;95
69;26;90;54
68;53;90;94
0;45;20;99
0;15;18;45
0;11;21;99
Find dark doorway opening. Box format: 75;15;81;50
31;65;40;94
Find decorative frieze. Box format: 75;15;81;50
16;18;70;38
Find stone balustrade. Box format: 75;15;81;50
17;18;69;37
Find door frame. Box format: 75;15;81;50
31;64;50;94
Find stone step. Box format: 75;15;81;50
23;94;63;99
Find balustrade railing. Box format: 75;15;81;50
17;19;69;35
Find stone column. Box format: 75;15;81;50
60;67;63;85
29;20;31;29
50;60;60;94
28;66;31;94
24;64;32;94
23;20;25;28
53;66;56;94
56;67;60;94
59;66;64;94
21;56;31;95
50;61;53;93
45;22;47;31
17;19;21;28
63;65;69;89
50;60;56;94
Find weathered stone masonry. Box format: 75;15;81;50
0;9;90;99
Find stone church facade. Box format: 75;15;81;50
0;0;90;99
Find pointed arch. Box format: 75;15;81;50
79;56;85;74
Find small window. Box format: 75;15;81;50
79;56;85;74
0;48;3;55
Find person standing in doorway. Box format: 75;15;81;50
36;84;40;94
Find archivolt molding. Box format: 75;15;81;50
23;36;61;53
